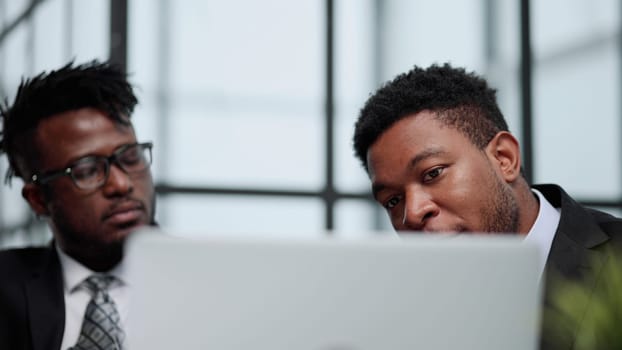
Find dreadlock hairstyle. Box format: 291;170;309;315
0;60;138;184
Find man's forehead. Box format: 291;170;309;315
37;108;132;135
33;110;136;163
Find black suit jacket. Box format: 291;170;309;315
0;245;65;350
535;184;622;349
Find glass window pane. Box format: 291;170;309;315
155;0;324;190
2;0;109;89
334;199;393;236
334;0;376;193
2;9;30;86
166;104;323;190
532;1;620;200
0;223;51;249
533;0;619;58
3;0;29;20
32;0;65;72
169;0;323;99
156;194;325;238
128;0;161;92
487;1;522;142
71;0;109;62
380;0;485;80
533;46;620;199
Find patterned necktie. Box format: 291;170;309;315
70;274;125;350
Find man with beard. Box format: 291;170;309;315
353;63;622;349
0;61;156;350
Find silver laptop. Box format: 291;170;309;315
125;229;542;350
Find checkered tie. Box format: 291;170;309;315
70;274;125;350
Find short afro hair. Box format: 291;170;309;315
353;63;508;171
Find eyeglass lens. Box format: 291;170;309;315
72;144;151;189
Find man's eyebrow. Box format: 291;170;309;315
371;147;447;199
409;147;447;169
371;183;386;199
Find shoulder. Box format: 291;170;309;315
0;245;53;262
0;246;62;348
534;183;622;227
587;209;622;245
534;183;622;244
0;246;57;280
586;208;622;225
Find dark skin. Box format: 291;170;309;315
21;108;155;272
367;110;539;235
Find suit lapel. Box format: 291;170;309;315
25;248;65;350
536;185;610;348
541;184;609;287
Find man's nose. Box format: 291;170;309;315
103;163;133;196
401;189;439;231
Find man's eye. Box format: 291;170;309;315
72;162;100;180
423;167;444;182
119;151;141;165
384;196;401;209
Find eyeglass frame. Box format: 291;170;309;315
30;142;153;190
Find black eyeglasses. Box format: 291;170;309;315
31;142;153;190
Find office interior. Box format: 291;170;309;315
1;0;621;248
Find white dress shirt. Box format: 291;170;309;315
56;246;130;350
523;188;561;283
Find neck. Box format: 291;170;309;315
59;241;124;272
515;179;540;235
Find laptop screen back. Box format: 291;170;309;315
126;230;541;350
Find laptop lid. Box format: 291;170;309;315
125;229;541;350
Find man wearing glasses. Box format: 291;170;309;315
0;61;156;350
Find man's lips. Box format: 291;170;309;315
102;201;145;225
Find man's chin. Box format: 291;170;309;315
109;222;148;242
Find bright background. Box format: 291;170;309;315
1;0;621;246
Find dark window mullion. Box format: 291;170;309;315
324;0;335;231
520;0;534;184
109;0;128;71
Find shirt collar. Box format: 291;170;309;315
55;244;128;293
524;188;561;282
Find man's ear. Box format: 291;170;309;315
22;183;50;216
485;131;522;183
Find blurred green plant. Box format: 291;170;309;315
545;249;622;349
